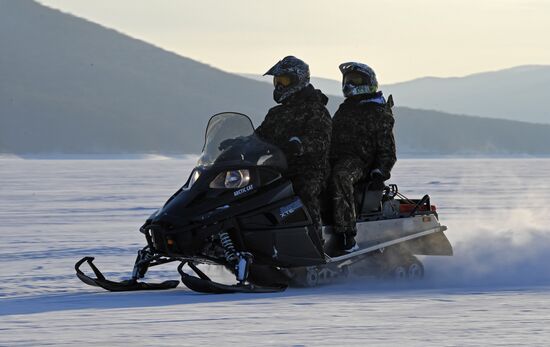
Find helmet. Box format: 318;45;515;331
339;62;378;98
264;56;310;103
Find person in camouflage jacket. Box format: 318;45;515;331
256;56;332;239
329;62;397;252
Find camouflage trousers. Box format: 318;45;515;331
328;156;366;236
291;173;324;239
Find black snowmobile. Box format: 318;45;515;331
75;112;452;294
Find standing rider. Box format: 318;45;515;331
255;56;332;241
329;62;397;252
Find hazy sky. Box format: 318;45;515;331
38;0;550;84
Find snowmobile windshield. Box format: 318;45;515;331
197;112;287;170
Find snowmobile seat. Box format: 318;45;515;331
319;181;384;224
354;181;384;216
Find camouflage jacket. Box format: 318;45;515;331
330;94;397;179
256;84;332;179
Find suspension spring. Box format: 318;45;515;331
219;231;237;263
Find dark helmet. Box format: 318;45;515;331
264;56;310;103
339;62;378;98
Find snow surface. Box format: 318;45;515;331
2;158;550;346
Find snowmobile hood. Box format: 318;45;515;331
148;112;288;227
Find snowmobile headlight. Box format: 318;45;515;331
187;169;201;188
209;169;250;189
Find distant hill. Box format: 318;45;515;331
385;66;550;124
0;0;275;154
2;0;550;156
244;65;550;125
394;108;550;155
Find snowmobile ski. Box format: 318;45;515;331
177;262;287;294
75;257;179;292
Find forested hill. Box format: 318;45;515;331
394;107;550;155
0;0;274;154
1;0;549;156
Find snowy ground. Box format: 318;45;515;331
1;157;550;346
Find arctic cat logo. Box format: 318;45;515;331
279;200;302;219
234;184;254;197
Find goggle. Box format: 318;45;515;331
343;71;367;86
273;75;293;87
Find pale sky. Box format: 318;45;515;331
38;0;550;84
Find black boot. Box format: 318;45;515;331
342;232;359;253
328;227;359;257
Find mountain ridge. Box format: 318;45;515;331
242;64;550;124
389;64;550;85
2;0;550;155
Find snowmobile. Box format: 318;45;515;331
75;112;452;294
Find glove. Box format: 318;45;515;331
287;137;304;157
369;169;386;190
218;137;245;151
